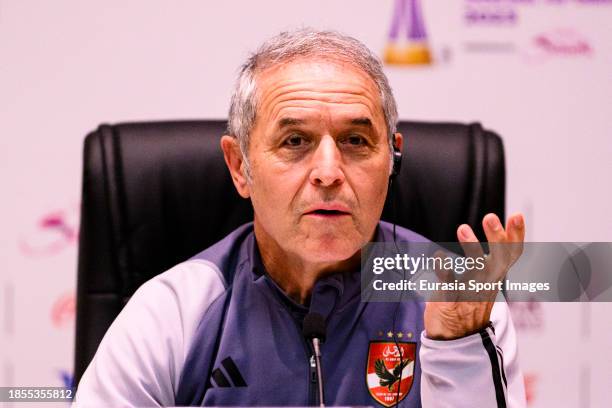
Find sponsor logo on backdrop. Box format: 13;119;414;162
465;0;612;26
384;0;433;65
50;292;76;329
462;0;607;58
522;28;593;62
532;28;592;56
382;0;606;65
20;205;79;258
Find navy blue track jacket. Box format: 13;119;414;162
75;222;526;407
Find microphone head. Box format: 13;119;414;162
302;312;327;342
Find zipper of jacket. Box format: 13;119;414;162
264;275;319;406
299;322;318;406
296;317;318;406
308;348;318;406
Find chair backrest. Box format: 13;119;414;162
74;120;505;384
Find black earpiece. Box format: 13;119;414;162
390;135;402;179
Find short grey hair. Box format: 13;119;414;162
228;28;398;178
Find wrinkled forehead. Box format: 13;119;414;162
253;57;386;128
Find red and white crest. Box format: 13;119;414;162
366;341;416;407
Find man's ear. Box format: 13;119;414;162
393;132;404;151
220;135;250;198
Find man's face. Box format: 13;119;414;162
228;59;398;264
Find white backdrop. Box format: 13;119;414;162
1;1;611;406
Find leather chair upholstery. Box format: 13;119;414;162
74;120;505;384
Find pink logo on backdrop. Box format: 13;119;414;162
523;28;592;63
20;205;79;258
50;292;76;329
533;29;592;56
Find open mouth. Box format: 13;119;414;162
308;209;350;217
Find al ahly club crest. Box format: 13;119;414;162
366;341;416;407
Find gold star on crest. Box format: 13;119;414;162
378;331;384;337
397;332;404;338
387;331;394;338
407;332;413;339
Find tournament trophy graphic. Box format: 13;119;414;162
384;0;432;65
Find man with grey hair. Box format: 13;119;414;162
75;29;526;407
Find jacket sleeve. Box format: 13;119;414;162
419;301;526;408
73;260;226;407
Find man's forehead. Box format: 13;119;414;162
256;57;378;92
255;57;385;128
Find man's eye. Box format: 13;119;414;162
343;135;367;146
284;135;307;147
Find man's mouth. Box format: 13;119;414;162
304;203;352;218
308;209;350;217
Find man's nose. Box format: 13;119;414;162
309;136;345;187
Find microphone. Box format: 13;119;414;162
302;312;327;407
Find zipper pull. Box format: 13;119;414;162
310;355;317;383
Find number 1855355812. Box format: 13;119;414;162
1;387;73;402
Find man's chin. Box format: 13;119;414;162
299;236;363;265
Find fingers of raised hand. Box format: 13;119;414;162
481;213;508;267
483;212;525;275
457;223;484;260
505;212;525;265
483;213;506;243
506;212;525;243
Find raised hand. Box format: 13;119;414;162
424;213;525;340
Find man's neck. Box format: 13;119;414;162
254;226;361;305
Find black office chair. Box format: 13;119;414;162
74;120;505;385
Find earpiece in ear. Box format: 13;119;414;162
390;136;402;179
